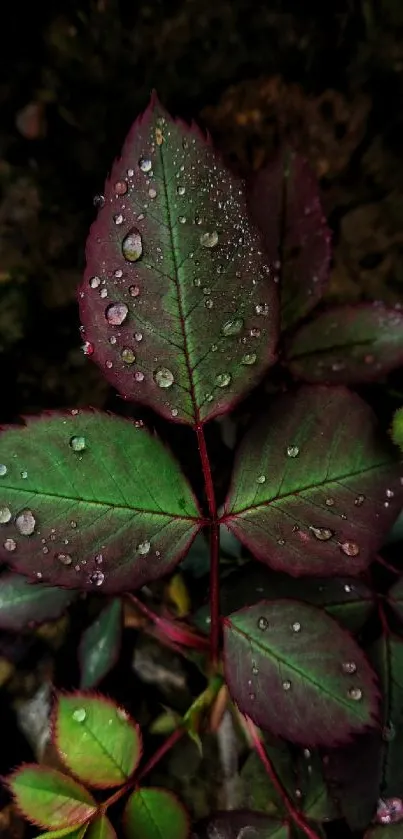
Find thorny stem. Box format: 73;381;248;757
195;423;220;666
244;716;322;839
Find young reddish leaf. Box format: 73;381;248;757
8;765;96;829
79;598;122;689
54;692;142;788
285;304;403;384
0;572;76;631
223;600;379;746
223;386;403;577
0;412;201;593
246;149;331;331
123;787;189;839
387;577;403;623
79;94;279;426
193;812;290;839
86;815;117;839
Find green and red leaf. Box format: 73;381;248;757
223;600;379;746
79;598;122;689
285;304;403;384
8;765;96;829
79;94;279;426
86;816;117;839
247;148;331;331
0;411;201;592
193;812;290;839
53;692;142;788
0;572;76;631
223;386;403;577
123;787;189;839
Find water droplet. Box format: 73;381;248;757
4;538;16;551
310;526;333;542
0;465;7;477
114;268;123;278
242;353;257;365
382;722;396;742
205;298;213;309
73;708;86;723
303;748;311;759
255;303;269;316
252;662;259;675
325;497;335;506
376;797;403;825
105;302;129;326
106;360;113;369
222;318;244;337
286;445;299;458
344;584;353;593
90;570;105;586
82;341;94;356
257;475;266;484
178;216;186;224
154;367;174;388
348;687;362;701
114;213;124;225
100;288;108;299
16;509;36;536
341;661;357;674
134;371;145;382
57;552;72;566
282;680;291;691
249;692;256;701
200;231;218;248
250;328;261;338
386;489;394;498
139;157;152;173
70;436;86;453
121;347;136;364
129;285;140;298
115;180;127;195
257;616;269;631
340;541;360;557
20;470;28;479
89;276;101;289
137;540;151;555
93;194;105;208
134;332;143;342
354;495;365;507
215;372;232;388
148;187;157;199
292;621;301;632
177;185;185;196
95;553;103;565
0;506;11;524
122;229;143;262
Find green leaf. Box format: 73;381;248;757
223;600;379;746
240;738;296;816
0;412;201;592
323;729;382;831
366;827;403;839
35;827;88;839
391;407;403;454
8;765;96;829
0;572;76;631
86;816;117;839
387;577;403;622
193;812;290;839
79;598;122;688
295;749;339;822
79;95;279;426
371;634;403;799
124;787;189;839
223;386;403;576
286;304;403;384
54;692;142;788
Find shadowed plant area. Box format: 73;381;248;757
1;90;403;839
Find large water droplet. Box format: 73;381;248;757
121;347;136;365
200;231;218;248
257;616;269;631
341;661;357;674
139;157;152;173
105;302;129;326
286;445;299;458
310;526;333;542
242;353;257;365
115;180;127;195
215;372;232;388
255;303;269;316
16;509;36;536
137;540;151;555
70;436;86;453
348;687;362;701
177;185;185;196
122;229;143;262
73;707;87;723
153;367;174;388
340;541;360;557
257;475;266;484
90;570;105;586
0;507;11;524
292;621;301;633
354;495;365;507
114;213;124;225
282;680;292;691
57;552;72;566
89;276;101;289
0;465;7;477
4;538;16;551
222;318;244;337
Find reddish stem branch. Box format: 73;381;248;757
126;594;209;651
195;423;220;665
244;716;322;839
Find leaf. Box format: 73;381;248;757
79;94;279;426
366;827;403;839
370;633;403;799
124;787;189;839
86;816;117;839
392;408;403;454
35;827;88;839
8;765;96;829
285;304;403;384
323;729;382;831
240;738;296;816
387;577;403;622
223;386;403;576
295;749;339;822
53;692;142;788
193;811;290;839
246;148;331;331
223;600;379;746
0;572;76;631
0;411;201;592
79;598;122;688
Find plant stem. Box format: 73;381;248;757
126;593;209;651
244;716;322;839
195;423;220;665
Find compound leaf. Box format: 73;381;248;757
8;765;96;829
223;386;403;576
54;692;142;788
124;787;189;839
79;94;279;426
286;304;403;384
79;598;122;689
0;411;201;593
0;572;76;631
193;812;290;839
223;600;379;746
247;149;331;331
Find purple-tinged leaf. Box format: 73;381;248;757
79;94;279;426
286;304;403;384
79;598;122;689
247;149;331;331
366;826;403;838
53;692;142;788
295;749;339;823
86;815;117;839
123;787;189;839
387;577;403;623
323;729;382;831
193;811;290;839
7;765;96;829
223;387;403;577
0;572;76;631
0;411;201;593
223;600;379;746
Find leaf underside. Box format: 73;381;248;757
8;765;96;829
124;787;189;839
224;386;403;577
246;148;331;331
286;304;403;384
79;598;122;688
0;411;201;592
193;811;290;839
223;599;379;746
54;693;142;788
79;94;279;426
0;572;76;631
